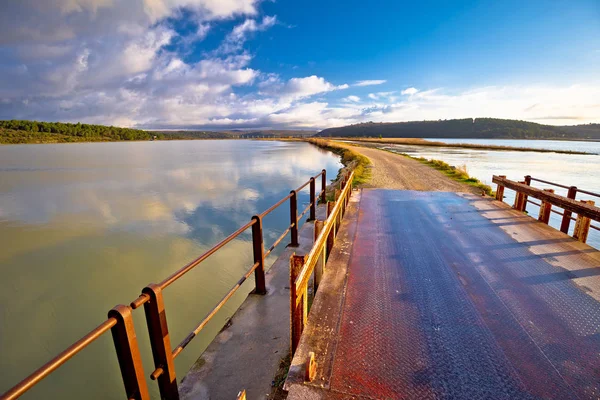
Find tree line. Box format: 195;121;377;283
0;120;160;143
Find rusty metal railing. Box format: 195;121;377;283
493;175;600;244
1;170;329;400
290;170;354;354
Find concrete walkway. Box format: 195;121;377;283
286;189;600;399
179;207;327;400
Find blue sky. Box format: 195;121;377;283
0;0;598;129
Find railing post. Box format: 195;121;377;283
326;202;335;256
313;220;325;291
141;284;179;400
251;215;266;294
538;189;555;224
495;175;506;201
321;169;327;203
560;186;577;233
522;175;531;212
289;190;299;247
108;305;150;400
309;178;316;221
573;200;594;243
290;254;307;354
513;181;527;211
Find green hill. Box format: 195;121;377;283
0;120;159;144
316;118;600;140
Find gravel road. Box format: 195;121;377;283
348;145;483;194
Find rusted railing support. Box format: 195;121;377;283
574;200;595;243
142;284;179;400
321;169;327;203
289;190;299;247
309;178;316;221
495;175;506;201
251;215;266;294
326;202;335;256
521;175;531;212
290;254;307;354
538;189;555;224
561;186;578;233
108;305;150;400
313;220;325;291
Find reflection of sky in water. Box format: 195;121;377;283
0;140;342;399
381;140;600;249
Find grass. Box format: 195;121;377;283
329;137;593;155
393;151;495;196
269;353;292;400
306;138;371;186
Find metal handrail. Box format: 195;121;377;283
1;319;117;400
2;169;329;400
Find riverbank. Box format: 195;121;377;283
332;137;593;155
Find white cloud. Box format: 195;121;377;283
344;95;360;102
264;75;348;101
401;87;418;95
368;93;378;100
218;15;276;53
355;80;386;87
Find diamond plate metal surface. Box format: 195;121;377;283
328;189;600;399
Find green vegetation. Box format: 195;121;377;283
316;118;600;140
0;120;160;144
391;151;494;196
307;138;371;186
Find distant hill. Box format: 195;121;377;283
316;118;600;140
0;120;317;144
153;129;316;139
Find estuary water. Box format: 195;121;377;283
0;140;342;399
381;139;600;249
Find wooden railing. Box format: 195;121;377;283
493;175;600;243
290;170;354;355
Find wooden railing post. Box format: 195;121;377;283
573;200;595;243
495;175;506;201
142;284;179;400
251;215;266;294
313;220;325;291
290;254;307;354
538;189;555;224
561;186;577;233
321;169;327;203
108;305;150;400
308;178;316;221
513;181;527;211
289;190;299;247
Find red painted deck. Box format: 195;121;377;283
287;189;600;399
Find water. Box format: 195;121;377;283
380;139;600;249
0;140;342;399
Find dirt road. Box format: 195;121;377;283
348;145;482;193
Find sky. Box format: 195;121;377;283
0;0;599;130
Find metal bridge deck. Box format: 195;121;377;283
286;189;600;400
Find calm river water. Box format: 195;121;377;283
0;140;342;399
381;139;600;249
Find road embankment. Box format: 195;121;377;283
307;139;491;195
